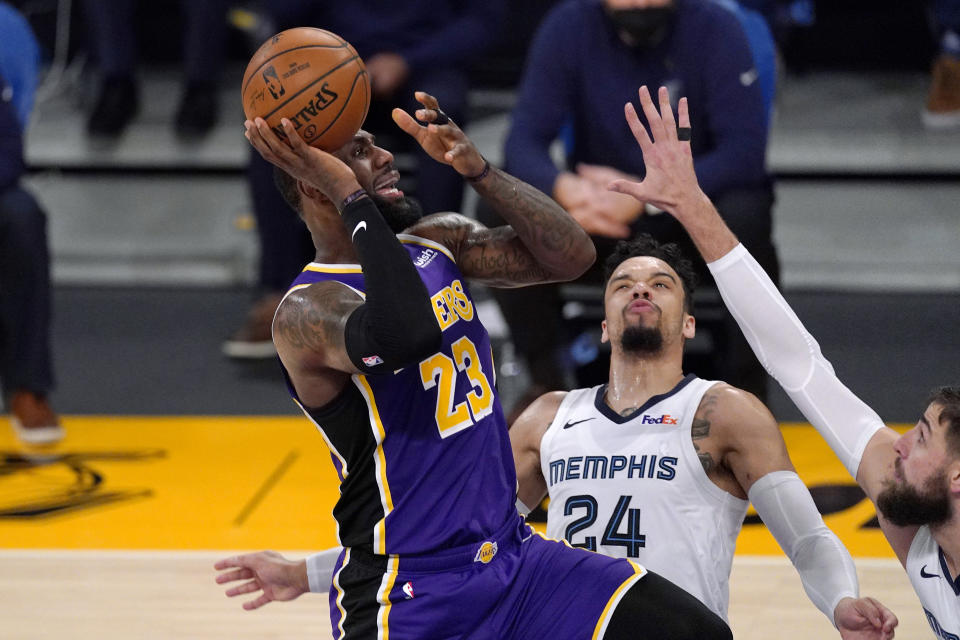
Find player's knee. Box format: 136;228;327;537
603;572;732;640
666;607;731;640
698;613;733;640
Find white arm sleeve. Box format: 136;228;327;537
708;244;884;478
749;471;859;624
305;547;343;593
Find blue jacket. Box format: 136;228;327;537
0;1;39;128
0;2;38;192
504;0;770;199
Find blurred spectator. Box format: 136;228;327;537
0;1;62;444
924;0;960;128
81;0;229;138
481;0;778;410
223;0;506;358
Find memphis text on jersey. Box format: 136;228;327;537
549;454;678;486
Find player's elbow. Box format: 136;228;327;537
346;304;442;372
551;238;596;281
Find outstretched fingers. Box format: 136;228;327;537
244;594;273;611
225;580;263;598
607;178;647;204
657;86;678;141
638;85;667;142
215;568;254;584
678;96;691;130
214;555;251;572
391;107;423;139
624;102;652;152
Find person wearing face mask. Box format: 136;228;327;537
481;0;778;417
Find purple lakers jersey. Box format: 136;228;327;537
281;234;517;556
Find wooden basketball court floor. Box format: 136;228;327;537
0;417;929;639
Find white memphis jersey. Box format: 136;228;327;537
906;525;960;639
541;375;747;620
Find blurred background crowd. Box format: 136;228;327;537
1;0;958;445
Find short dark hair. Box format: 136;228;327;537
929;386;960;458
273;166;302;215
602;234;698;315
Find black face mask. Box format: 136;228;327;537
606;6;676;49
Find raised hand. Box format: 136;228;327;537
244;117;361;206
391;91;486;178
606;85;704;216
834;596;898;640
214;550;309;611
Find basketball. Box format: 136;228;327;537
241;28;370;151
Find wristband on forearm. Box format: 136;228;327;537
339;197;441;373
466;159;491;183
339;188;368;212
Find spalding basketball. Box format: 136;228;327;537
241;28;370;151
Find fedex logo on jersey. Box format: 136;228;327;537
641;414;678;425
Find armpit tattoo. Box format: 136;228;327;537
692;392;719;473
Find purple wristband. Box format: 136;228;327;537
339;189;368;212
466;160;491;183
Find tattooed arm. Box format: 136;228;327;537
272;283;363;408
409;169;596;288
392;91;595;287
695;383;796;493
412;189;595;288
462;165;596;285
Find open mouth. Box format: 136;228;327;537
374;172;403;199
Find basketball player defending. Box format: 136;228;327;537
219;239;898;638
608;85;960;638
508;233;897;638
216;92;730;639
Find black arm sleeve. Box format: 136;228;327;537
340;195;442;373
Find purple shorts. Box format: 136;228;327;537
329;515;646;639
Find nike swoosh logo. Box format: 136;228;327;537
563;417;594;430
740;68;758;86
920;565;940;579
351;220;367;240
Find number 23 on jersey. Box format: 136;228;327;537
419;336;494;438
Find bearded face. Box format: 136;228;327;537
877;459;952;527
619;324;664;355
370;192;424;234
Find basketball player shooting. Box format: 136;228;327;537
216;90;733;639
608;84;960;639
